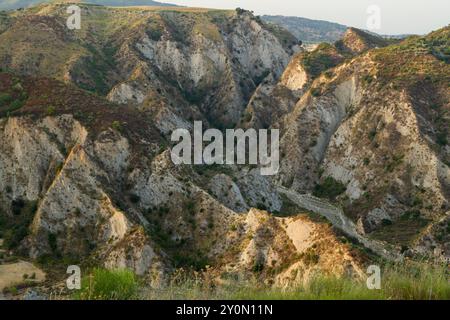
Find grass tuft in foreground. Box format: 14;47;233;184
73;268;139;300
142;263;449;300
231;263;450;300
70;262;449;300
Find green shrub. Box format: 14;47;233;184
252;260;265;273
11;198;25;215
412;196;423;207
235;8;246;15
0;92;12;106
436;131;448;146
172;252;209;271
184;200;196;215
302;45;340;78
48;233;58;252
129;193;140;204
46;105;56;115
242;111;252;123
310;87;321;97
3;286;18;296
253;69;270;86
368;129;377;141
303;251;320;265
8;99;24;112
73;268;139;300
313;177;346;200
400;210;422;220
362;74;374;85
2;200;37;250
111;120;122;132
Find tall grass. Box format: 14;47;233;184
73;268;139;300
230;263;450;300
71;263;449;300
380;263;449;300
143;262;449;300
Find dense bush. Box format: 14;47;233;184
129;193;141;204
0;92;12;106
313;177;346;200
1;200;37;250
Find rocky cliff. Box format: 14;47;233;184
0;4;448;289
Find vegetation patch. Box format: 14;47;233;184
370;216;429;246
138;262;450;300
72;268;138;300
0;200;38;250
313;177;346;200
301;43;344;78
372;27;450;88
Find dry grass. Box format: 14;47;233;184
141;262;450;300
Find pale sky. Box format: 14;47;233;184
167;0;450;35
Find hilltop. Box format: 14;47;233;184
262;15;347;44
0;0;179;11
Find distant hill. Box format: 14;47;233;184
0;0;179;11
262;15;348;44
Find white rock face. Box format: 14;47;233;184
278;81;352;191
229;16;291;78
280;53;309;92
209;174;249;212
151;107;193;135
236;168;282;212
272;50;449;261
0;114;166;275
107;83;145;104
324;88;448;210
108;11;293;129
0;116;85;203
103;230;159;276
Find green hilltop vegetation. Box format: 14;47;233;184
0;0;179;11
0;3;237;94
0;4;295;95
371;26;450;86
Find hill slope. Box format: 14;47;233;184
0;4;298;128
242;26;449;257
262;15;347;44
0;3;448;293
0;0;179;11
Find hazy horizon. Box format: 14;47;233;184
167;0;449;35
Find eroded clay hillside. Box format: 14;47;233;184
0;3;299;129
0;3;448;289
274;27;450;257
0;72;367;286
0;4;367;286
